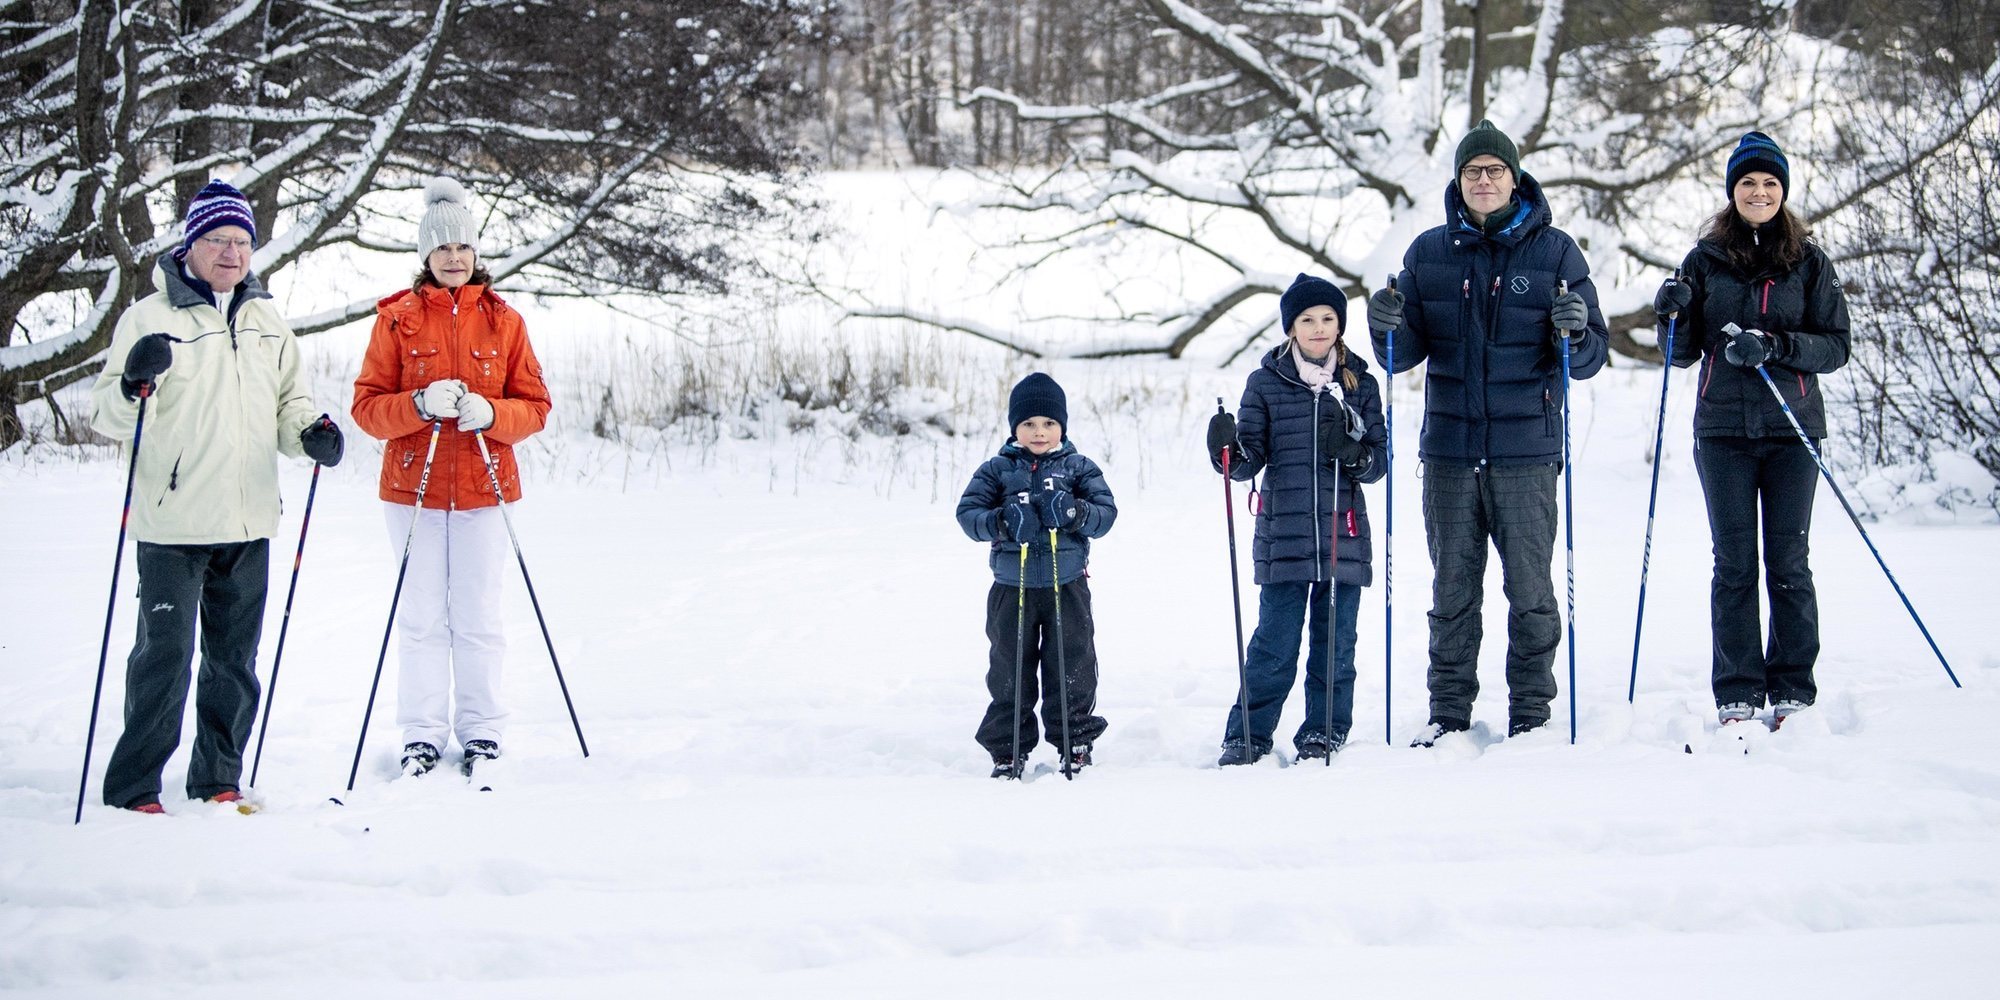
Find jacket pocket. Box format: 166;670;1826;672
468;343;504;395
401;342;444;390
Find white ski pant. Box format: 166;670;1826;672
384;502;509;751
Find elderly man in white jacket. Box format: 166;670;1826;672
89;180;344;813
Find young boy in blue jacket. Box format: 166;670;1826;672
956;373;1118;778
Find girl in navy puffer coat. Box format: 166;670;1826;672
1206;275;1389;765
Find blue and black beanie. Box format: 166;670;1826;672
1007;372;1067;437
1725;131;1789;204
1279;273;1347;337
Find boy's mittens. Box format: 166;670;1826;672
1035;486;1077;529
1001;493;1041;543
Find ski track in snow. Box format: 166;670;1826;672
5;177;2000;996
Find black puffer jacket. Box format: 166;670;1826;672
1666;233;1851;440
1213;344;1389;586
1374;173;1608;466
956;439;1117;587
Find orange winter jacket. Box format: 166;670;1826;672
352;283;551;509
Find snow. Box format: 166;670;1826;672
4;173;2000;997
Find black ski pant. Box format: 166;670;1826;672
1421;462;1561;727
976;577;1107;759
102;540;268;808
1694;435;1820;709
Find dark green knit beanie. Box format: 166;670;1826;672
1455;119;1520;180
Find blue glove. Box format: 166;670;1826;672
1035;485;1078;530
1001;492;1041;543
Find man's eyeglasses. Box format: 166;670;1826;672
196;235;253;251
1459;164;1512;183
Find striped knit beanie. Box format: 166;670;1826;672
174;180;257;260
1725;131;1789;204
416;177;480;260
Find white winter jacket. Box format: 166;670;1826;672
90;258;320;545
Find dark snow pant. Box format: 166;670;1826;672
1221;580;1361;752
1695;435;1820;709
1421;462;1561;727
977;578;1107;759
102;540;268;808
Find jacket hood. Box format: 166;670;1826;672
153;253;271;310
1443;171;1552;246
376;281;508;315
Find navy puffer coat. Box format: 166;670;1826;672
956;439;1117;587
1666;233;1850;440
1373;173;1608;466
1213;344;1389;586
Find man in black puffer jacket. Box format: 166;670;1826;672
1366;120;1609;745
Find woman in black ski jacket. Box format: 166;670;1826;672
1205;274;1388;765
1653;131;1851;729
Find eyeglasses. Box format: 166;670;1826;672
196;235;253;251
1459;164;1512;183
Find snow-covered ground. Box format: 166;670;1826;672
3;174;1998;997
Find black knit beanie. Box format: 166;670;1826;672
1278;273;1347;337
1007;372;1067;437
1455;119;1521;181
1725;131;1789;204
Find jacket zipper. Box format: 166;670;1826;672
1311;391;1323;579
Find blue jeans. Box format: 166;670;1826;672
1222;580;1361;751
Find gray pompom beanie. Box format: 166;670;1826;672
416;177;479;260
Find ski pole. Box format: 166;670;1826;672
1382;274;1397;746
1049;529;1074;780
1217;398;1252;758
1010;528;1028;778
475;430;590;756
249;460;322;788
76;387;150;824
1629;288;1679;702
346;422;443;792
1735;327;1961;688
1325;432;1340;766
1559;280;1578;745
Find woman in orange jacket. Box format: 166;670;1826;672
351;177;552;776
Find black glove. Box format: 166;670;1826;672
1320;411;1365;467
1366;287;1405;336
120;333;173;401
1207;411;1237;465
1550;291;1588;343
300;414;345;467
1723;325;1774;368
1654;277;1692;319
1001;492;1041;544
1035;483;1078;530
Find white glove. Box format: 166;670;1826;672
414;379;465;421
457;392;494;433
